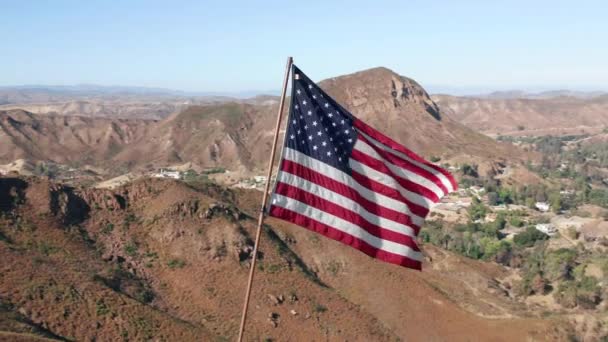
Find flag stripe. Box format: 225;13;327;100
270;206;422;269
274;172;418;240
274;183;420;250
270;193;424;261
349;157;435;208
281;148;425;226
279;159;418;231
357;134;450;195
354;120;457;191
354;138;447;199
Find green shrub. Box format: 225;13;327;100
167;259;187;269
513;227;549;248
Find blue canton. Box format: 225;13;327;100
285;65;358;173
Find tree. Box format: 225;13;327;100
513;227;549;248
467;197;488;221
548;193;562;213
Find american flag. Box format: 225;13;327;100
268;65;457;270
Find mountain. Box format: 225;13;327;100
0;67;529;177
0;84;277;106
0;176;571;341
0;109;153;166
433;94;608;136
477;90;607;100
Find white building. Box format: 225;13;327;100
535;223;557;236
535;202;550;212
153;169;181;179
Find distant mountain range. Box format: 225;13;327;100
0;84;279;105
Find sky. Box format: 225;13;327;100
1;0;607;94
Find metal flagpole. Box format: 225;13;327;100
237;56;293;342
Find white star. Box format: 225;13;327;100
304;125;308;130
308;84;313;89
307;110;312;116
317;131;322;136
324;103;329;108
302;100;307;105
313;145;318;150
341;120;345;125
344;129;349;134
300;115;303;119
329;137;333;141
312;95;317;99
327;151;331;156
322;141;327;146
312;121;317;126
292;119;296;124
332;122;337;127
328;113;333;118
297;89;301;95
348;138;353;143
325;128;328;131
308;135;313;140
295;105;299;109
334;147;338;151
290;134;295;139
297;129;301;134
338;157;342;161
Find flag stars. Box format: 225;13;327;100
344;129;349;134
307;110;312;116
324;103;329;108
322;141;327;146
297;89;301;95
327;151;332;156
302;100;307;105
308;84;313;89
313;145;318;150
317;131;322;136
290;134;295;140
308;135;313;140
328;113;333;118
312;121;317;126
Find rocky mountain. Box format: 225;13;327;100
1;67;529;177
0;176;572;341
434;94;608;136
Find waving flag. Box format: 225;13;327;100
268;65;457;270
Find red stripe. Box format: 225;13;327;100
358;134;449;195
354;119;458;191
269;205;422;270
351;149;440;203
274;182;420;251
350;169;429;219
280;159;418;231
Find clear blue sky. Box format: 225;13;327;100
2;0;607;93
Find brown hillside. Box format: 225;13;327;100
433;94;608;136
0;176;571;341
0;109;152;165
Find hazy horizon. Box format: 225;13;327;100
2;1;607;93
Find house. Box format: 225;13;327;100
535;223;557;236
153;169;181;180
535;202;550;212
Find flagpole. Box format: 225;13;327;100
237;56;293;342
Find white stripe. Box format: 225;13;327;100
358;131;455;192
276;171;417;238
282;148;425;226
271;193;423;261
349;159;434;209
354;139;446;199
